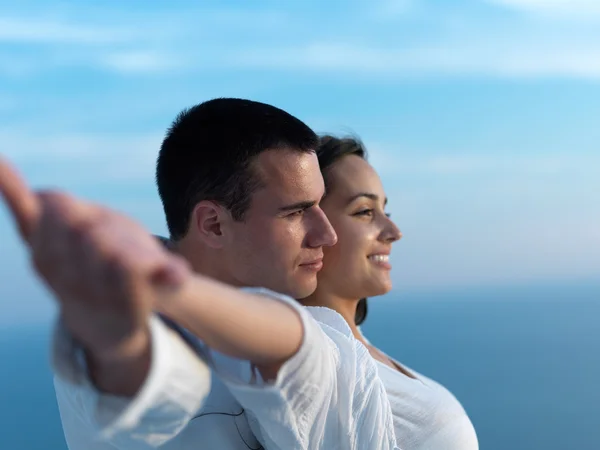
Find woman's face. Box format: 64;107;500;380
318;155;402;300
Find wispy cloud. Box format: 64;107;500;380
0;16;132;44
370;0;414;19
2;3;600;80
3;128;597;193
226;38;600;80
0;130;163;184
0;14;156;76
99;50;182;74
0;7;290;76
486;0;600;18
367;144;600;177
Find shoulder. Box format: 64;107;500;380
240;286;300;309
305;306;354;338
241;286;354;337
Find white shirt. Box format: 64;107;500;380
53;288;398;449
376;360;479;450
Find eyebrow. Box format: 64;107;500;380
277;191;327;213
277;200;317;213
347;192;388;206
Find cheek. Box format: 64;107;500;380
228;222;270;265
323;224;367;271
245;220;303;262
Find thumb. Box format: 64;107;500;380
0;156;41;243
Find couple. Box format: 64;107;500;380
0;98;478;449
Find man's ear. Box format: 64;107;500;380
189;200;229;248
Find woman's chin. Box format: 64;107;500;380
362;280;393;298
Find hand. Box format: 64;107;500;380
0;156;190;361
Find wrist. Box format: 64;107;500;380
89;325;151;364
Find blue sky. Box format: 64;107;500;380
1;0;599;326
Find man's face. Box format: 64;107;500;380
224;149;337;298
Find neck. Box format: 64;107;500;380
300;290;365;343
171;237;241;287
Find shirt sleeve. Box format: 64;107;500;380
52;315;212;449
203;288;398;450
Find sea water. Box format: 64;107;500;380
1;282;598;449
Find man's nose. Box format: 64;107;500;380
309;208;337;248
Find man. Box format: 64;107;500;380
0;99;397;449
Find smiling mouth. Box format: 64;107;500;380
368;254;389;263
368;254;392;270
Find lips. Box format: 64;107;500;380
300;258;323;265
299;256;324;272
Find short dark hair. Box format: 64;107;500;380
156;98;318;239
316;135;369;326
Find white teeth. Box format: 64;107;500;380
368;254;389;262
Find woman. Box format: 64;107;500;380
301;135;479;449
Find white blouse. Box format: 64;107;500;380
376;360;479;450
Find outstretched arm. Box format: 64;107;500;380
0;156;303;394
0;156;182;396
0;156;307;449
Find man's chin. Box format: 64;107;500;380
286;279;318;300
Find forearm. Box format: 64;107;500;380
84;325;152;397
53;316;211;448
81;273;303;394
158;275;304;369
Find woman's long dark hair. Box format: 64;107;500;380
316;135;369;326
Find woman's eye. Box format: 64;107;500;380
355;209;374;217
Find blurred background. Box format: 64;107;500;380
0;0;599;448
